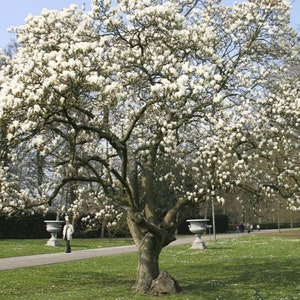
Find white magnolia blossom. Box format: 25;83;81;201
0;1;299;289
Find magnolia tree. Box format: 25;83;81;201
70;186;126;237
0;0;299;293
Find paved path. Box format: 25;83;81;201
0;244;139;271
0;232;258;271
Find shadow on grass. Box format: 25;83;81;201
46;265;136;298
204;246;235;250
180;256;300;298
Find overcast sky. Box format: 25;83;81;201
0;0;299;49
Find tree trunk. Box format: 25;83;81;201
134;233;162;293
126;209;178;293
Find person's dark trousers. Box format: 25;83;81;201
66;240;71;253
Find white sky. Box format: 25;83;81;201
0;0;299;49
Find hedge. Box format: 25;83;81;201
0;212;57;239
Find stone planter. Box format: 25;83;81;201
44;220;64;246
186;219;209;249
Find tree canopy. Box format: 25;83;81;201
0;0;299;293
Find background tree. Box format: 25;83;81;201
0;0;299;294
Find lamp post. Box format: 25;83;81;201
212;197;216;241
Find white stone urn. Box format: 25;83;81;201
44;220;64;246
187;219;209;249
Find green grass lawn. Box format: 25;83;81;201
0;238;134;258
0;232;300;299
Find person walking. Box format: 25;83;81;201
62;218;74;253
239;222;245;233
246;223;251;234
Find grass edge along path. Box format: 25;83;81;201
0;231;300;299
0;238;134;258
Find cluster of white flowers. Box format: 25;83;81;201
79;199;124;233
0;0;298;222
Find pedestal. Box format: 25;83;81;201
44;220;64;247
187;219;209;250
191;234;206;249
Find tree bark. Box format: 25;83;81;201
126;199;186;293
134;232;162;293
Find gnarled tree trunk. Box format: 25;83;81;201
127;211;167;293
134;233;162;292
